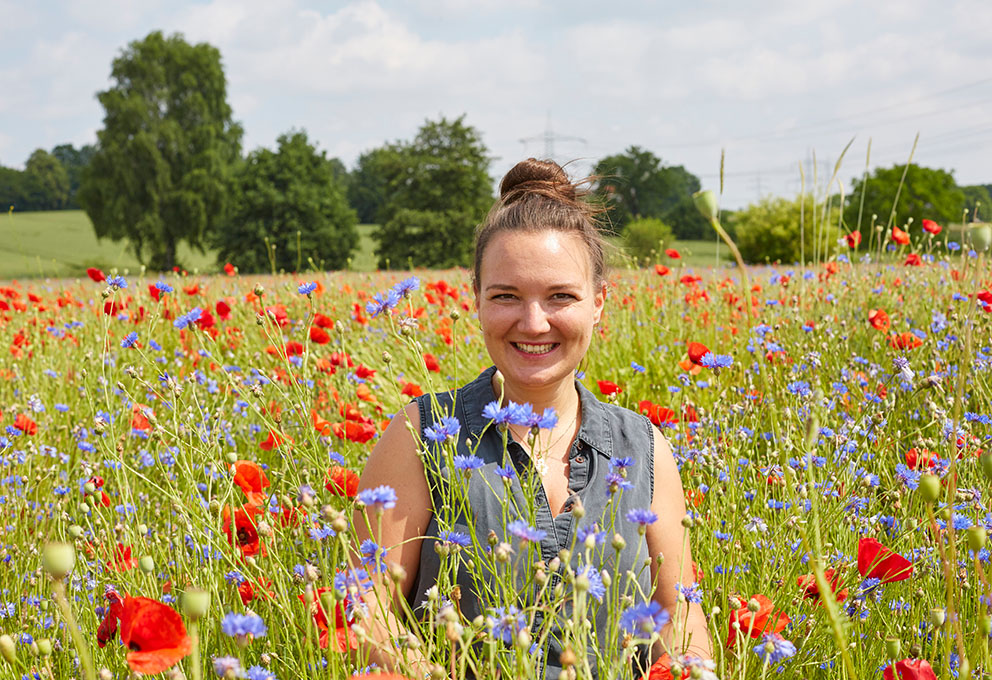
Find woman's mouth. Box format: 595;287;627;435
512;342;558;355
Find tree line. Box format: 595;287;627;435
3;30;990;271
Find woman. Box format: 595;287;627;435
355;159;711;678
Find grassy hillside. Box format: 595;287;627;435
0;210;724;280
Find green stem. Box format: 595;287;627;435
51;580;96;680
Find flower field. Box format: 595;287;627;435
0;228;990;680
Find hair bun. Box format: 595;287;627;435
499;158;576;202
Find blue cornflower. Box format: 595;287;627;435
365;289;401;318
606;471;633;494
611;456;634;471
392;276;420;298
453;454;484;474
154;281;173;294
753;633;797;663
495;464;516;481
107;275;127;289
173;307;203;329
360;539;387;572
675;582;703;604
487;605;526;644
213;656;244;677
626;508;658;527
221;611;267;639
894;463;920;490
631;361;646;373
224;571;246;585
120;332;138;349
577;523;606;547
297;281;317;296
424;416;461;443
948;241;961;251
356;485;397;510
246;666;276;680
438;530;471;548
508;520;546;543
620;600;670;637
577;564;606;602
952;514;973;531
786;380;812;397
700;352;734;369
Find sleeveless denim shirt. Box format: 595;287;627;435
409;366;656;679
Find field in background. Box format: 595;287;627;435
2;210;725;280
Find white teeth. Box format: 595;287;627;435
514;343;555;354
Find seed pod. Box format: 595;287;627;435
918;474;941;504
0;634;15;664
182;588;210;621
885;636;901;659
42;542;76;579
967;527;987;552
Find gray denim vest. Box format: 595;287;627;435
410;366;656;679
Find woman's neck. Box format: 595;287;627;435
492;371;580;417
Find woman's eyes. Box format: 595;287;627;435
491;292;576;301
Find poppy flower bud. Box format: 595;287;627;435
930;608;946;627
979;615;991;636
681;514;693;528
138;555;155;573
68;525;83;539
560;647;577;668
885;636;901;659
84;481;96;495
747;597;761;613
692;190;719;222
918;474;941;504
42;542;76;579
969;222;992;253
182;588;210;621
981;451;992;482
0;635;14;664
967;527;987;552
516;629;532;650
36;638;52;657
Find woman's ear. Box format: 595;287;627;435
592;281;607;325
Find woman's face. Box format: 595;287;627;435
475;230;605;394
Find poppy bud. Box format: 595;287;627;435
969;223;992;253
139;555;155;573
918;474;941;504
83;481;96;495
182;588;211;620
560;647;577;668
516;629;532;649
225;452;237;464
0;634;15;664
885;636;901;659
36;639;52;657
980;615;991;636
747;597;761;613
681;514;693;529
967;527;987;552
68;525;83;539
42;542;76;579
981;451;992;482
692;190;719;222
930;608;946;627
137;523;148;536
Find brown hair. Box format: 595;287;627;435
473;158;607;290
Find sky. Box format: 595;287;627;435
2;0;992;209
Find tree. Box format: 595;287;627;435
78;31;242;271
52;143;96;208
214;131;358;273
731;195;842;265
592;147;708;239
0;166;29;211
845;164;965;238
961;184;992;222
24;149;70;210
347;146;396;224
373;116;493;268
623;217;674;266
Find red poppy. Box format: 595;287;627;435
797;569;848;603
868;309;890;332
889;332;923;350
284;341;305;357
107;543;137;572
665;248;681;259
224;262;236;276
905;448;937;470
312;409;333;435
883;658;937;680
97;589;125;648
119;596;192;675
687;341;710;366
857;537;913;583
222;504;266;557
891;225;910;245
265;305;289;327
332;420;377;444
355;364;377;380
299;586;358;652
654;264;670;276
13;413;37;436
232;460;271;505
726;594;790;647
597;380;622;396
259;428;293;451
238;577;275;606
423;353;441;372
904;253;922;266
325;465;360;497
104;300;125;316
641;653;674;680
314;313;335;329
86;267;106;282
216;299;231;320
400;380;423;397
845;231;862;249
310;326;331;344
921;219;942;235
639;400;678;427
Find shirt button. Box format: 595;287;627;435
575;455;585;464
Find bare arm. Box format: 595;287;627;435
645;427;713;660
351;402;435;671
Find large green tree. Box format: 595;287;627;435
78;31;242;271
214;131;358;273
592;147;708;239
347;146;396;224
373;116;493;268
961;184;992;222
24;149;70;210
845;164;965;238
52;143;96;208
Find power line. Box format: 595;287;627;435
519;112;586;161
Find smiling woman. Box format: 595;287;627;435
354;159;712;679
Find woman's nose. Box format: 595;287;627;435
518;301;551;333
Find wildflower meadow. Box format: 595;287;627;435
0;214;990;680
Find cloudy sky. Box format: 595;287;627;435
2;0;991;209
